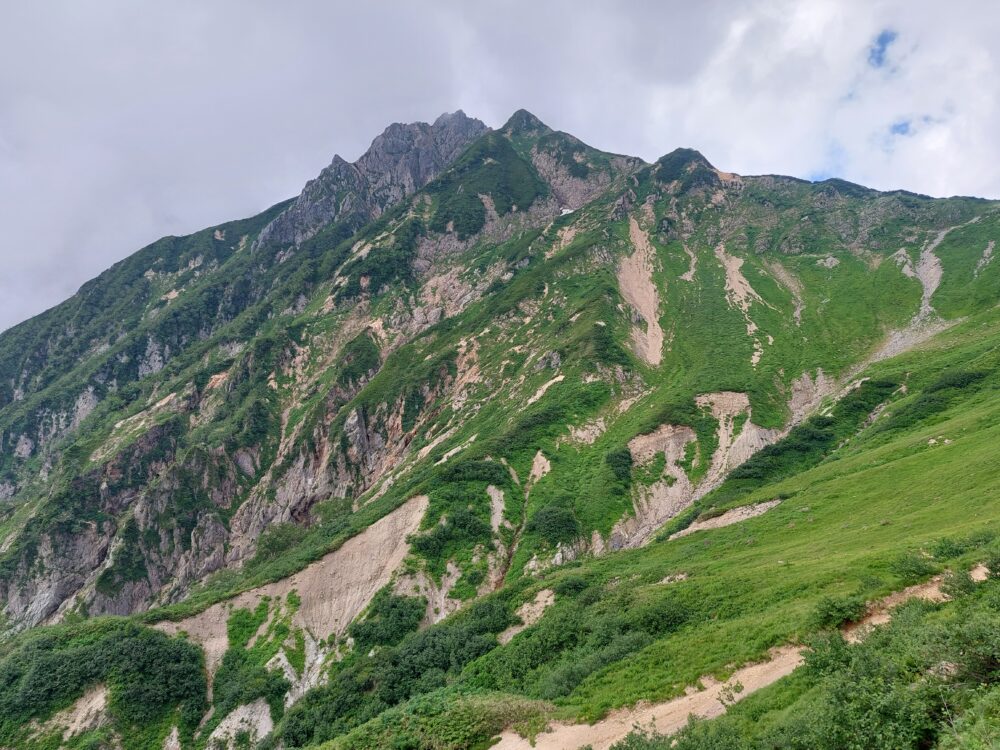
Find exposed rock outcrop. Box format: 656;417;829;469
255;111;488;250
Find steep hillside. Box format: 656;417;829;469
2;109;1000;750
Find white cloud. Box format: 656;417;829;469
0;0;997;331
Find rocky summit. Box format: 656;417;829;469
2;110;1000;750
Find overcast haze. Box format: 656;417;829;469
1;1;998;332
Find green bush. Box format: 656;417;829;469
251;523;309;566
931;529;995;559
0;620;206;750
213;647;290;725
890;553;937;584
605;448;633;484
274;600;511;748
410;508;493;572
940;570;977;599
337;332;381;387
811;594;867;629
349;589;426;652
553;575;590;597
327;689;549;750
526;506;580;545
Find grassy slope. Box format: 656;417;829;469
524;306;1000;719
295;303;1000;749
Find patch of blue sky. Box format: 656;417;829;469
868;29;898;68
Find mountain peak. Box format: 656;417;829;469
652;147;719;189
432;109;477;128
502;108;552;135
255;112;488;248
657;147;714;170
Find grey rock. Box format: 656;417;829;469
255;111;488;250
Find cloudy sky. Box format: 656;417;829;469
1;0;998;332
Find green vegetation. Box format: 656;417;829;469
321;689;548;750
652;148;719;192
203;596;302;743
342;218;426;298
348;589;426;652
811;593;867;629
336;332;381;387
269;599;513;748
681;377;899;518
0;619;206;750
94;518;149;597
428;133;547;239
615;578;1000;750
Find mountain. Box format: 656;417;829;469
1;109;1000;750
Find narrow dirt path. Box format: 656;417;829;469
492;647;804;750
493;569;982;750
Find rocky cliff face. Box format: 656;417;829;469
254;111;488;249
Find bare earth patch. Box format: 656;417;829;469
915;228;949;320
670;499;781;540
614;375;826;550
612;423;696;547
679;243;697;282
527;373;564;405
695;392;779;488
764;260;805;325
417;425;458;460
155;495;428;678
892;248;917;279
715;243;767;366
851;220;982;372
497;589;556;645
547;224;578;258
528;450;552;488
396;560;463;625
33;684;108;743
975;239;995;277
619;217;664;366
487;485;507;532
435;434;478;465
563;417;607;445
450;337;482;411
207;698;273;749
